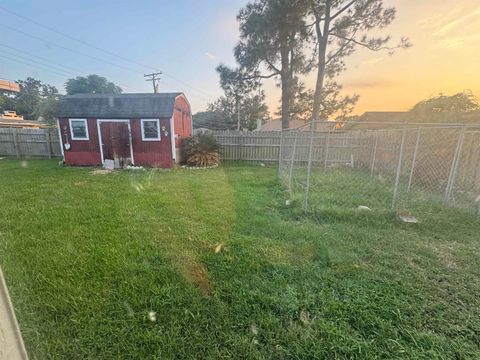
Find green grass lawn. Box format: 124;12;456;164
1;159;479;359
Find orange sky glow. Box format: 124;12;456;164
262;0;480;116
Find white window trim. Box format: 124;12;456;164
141;119;161;141
69;118;89;140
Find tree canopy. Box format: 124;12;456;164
307;0;410;121
0;77;59;123
409;91;480;123
411;92;479;114
235;0;310;129
193;94;269;131
222;0;409;128
65;74;122;95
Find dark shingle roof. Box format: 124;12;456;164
57;93;183;118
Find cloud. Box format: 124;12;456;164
418;7;464;29
433;8;480;36
343;80;393;89
433;32;480;49
204;52;218;60
363;57;384;66
419;6;480;37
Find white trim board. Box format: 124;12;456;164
170;116;176;162
69;118;89;140
56;118;65;159
140;119;161;141
96;119;135;165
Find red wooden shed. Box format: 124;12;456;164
57;93;192;168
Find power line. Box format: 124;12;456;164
0;43;132;90
0;53;77;79
1;23;215;102
0;50;133;91
0;43;94;75
0;4;153;70
0;5;217;102
0;49;80;77
0;4;211;71
0;24;139;74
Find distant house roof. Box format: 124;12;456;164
0;111;48;128
260;118;306;131
0;79;20;93
57;93;184;119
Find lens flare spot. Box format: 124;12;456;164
214;243;223;254
148;311;156;322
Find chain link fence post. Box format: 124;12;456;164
288;130;299;195
392;128;407;209
445;127;466;204
278;129;284;177
370;131;379;177
407;128;421;192
446;127;466;203
304;120;316;211
323;127;330;172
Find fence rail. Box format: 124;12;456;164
0;128;62;158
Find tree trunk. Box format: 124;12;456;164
312;0;332;123
280;47;291;129
312;46;327;121
281;74;290;129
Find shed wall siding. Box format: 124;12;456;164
59;117;173;168
59;118;102;166
173;96;193;148
130;118;173;168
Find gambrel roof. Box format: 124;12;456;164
57;93;184;118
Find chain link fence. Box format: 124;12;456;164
279;121;480;216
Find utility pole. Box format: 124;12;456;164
144;72;162;93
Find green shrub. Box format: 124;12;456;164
181;133;220;167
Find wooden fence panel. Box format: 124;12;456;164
211;131;283;162
0;128;366;164
210;130;359;164
0;128;62;158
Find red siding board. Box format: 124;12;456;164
59;118;102;166
59;117;174;168
58;94;192;168
130;118;173;168
173;96;193;148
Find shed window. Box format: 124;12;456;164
69;119;89;140
141;119;161;141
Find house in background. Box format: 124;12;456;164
0;110;48;129
258;118;306;131
57;93;192;168
0;79;48;128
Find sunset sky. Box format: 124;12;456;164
1;0;479;116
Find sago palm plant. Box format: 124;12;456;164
182;133;220;167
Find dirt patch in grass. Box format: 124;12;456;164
90;169;112;175
186;261;213;295
430;244;458;269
